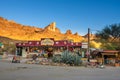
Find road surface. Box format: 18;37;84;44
0;61;120;80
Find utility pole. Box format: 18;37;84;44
88;28;90;57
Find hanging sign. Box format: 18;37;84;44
41;38;54;45
82;42;88;48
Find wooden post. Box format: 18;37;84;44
88;28;90;54
102;54;104;65
87;28;90;61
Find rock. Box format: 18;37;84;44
65;30;72;35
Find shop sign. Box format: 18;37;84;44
82;42;88;48
90;59;97;62
41;38;54;45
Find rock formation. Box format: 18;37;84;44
65;30;72;35
0;17;84;42
44;22;60;33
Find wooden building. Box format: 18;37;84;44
92;50;120;66
16;38;82;57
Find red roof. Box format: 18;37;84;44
92;50;119;55
16;39;82;47
68;42;81;47
54;40;67;46
28;41;40;46
16;43;29;47
101;50;119;53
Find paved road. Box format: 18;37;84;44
0;61;120;80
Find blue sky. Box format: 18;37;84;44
0;0;120;35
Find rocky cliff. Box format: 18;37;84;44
0;17;84;42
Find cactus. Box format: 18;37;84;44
52;54;61;63
61;50;81;66
52;50;82;66
73;53;81;66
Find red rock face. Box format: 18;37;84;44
0;17;85;42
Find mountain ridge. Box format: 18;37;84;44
0;17;84;42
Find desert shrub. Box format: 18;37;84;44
52;54;61;63
52;50;82;66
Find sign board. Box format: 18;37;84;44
82;42;88;48
41;38;54;45
90;59;97;62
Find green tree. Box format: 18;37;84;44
96;23;120;50
96;24;120;42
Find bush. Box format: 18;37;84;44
52;50;82;66
52;54;61;63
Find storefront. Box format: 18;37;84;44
92;50;120;66
16;38;82;58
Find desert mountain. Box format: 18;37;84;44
65;30;72;35
44;22;61;33
0;17;84;42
